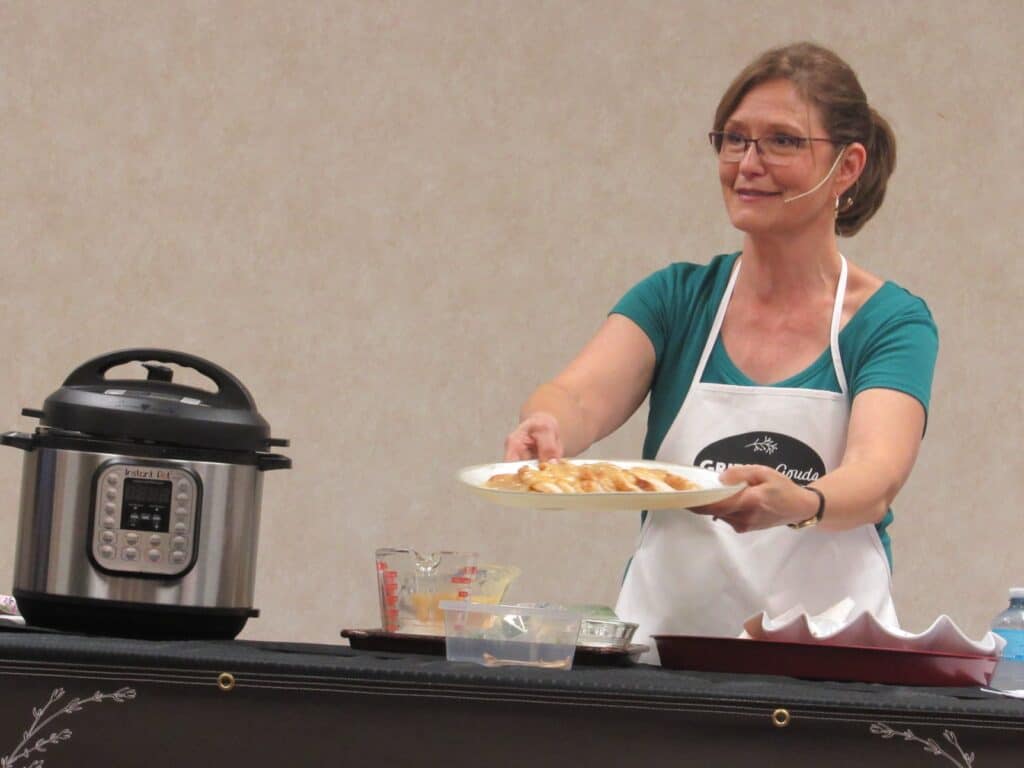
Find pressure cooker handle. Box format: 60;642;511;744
62;348;257;410
1;431;36;451
257;453;292;471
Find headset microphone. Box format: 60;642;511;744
781;148;846;204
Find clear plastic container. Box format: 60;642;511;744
440;601;582;670
990;587;1024;691
375;548;478;635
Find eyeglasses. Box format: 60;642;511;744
708;131;845;166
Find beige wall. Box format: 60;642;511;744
0;1;1021;644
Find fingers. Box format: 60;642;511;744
690;506;752;533
715;515;753;534
688;500;727;516
503;413;564;462
503;424;537;460
690;477;756;517
690;477;758;531
693;503;756;533
503;437;534;461
533;427;563;461
696;464;799;532
719;463;777;486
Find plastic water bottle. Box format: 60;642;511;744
990;588;1024;691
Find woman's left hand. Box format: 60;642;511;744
690;464;818;532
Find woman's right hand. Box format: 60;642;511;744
504;412;565;461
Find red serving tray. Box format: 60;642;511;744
652;635;997;687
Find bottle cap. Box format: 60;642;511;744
1009;588;1024;599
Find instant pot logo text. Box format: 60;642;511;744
693;431;826;486
124;467;173;480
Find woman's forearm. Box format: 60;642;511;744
811;389;925;531
509;315;657;460
519;381;599;457
809;460;898;531
711;390;924;533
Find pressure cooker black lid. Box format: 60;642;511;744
28;349;287;452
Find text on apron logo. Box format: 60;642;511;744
693;431;827;487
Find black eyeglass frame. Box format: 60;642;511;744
708;130;845;161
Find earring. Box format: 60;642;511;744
834;195;840;214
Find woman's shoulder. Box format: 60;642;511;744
840;267;939;407
841;268;937;365
676;251;739;277
614;253;738;344
644;252;739;298
845;263;935;326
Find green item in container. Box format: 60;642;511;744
569;604;619;620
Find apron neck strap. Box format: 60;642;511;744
694;254;849;394
693;258;741;381
830;255;849;394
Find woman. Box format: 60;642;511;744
503;43;938;661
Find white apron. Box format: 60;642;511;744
615;256;896;663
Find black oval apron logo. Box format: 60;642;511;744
693;431;826;486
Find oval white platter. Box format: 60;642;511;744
457;459;745;511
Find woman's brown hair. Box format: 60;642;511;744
713;42;896;236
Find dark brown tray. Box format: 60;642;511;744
341;628;649;666
652;634;997;687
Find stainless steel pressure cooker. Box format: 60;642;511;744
2;349;291;639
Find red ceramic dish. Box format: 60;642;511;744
652;635;997;687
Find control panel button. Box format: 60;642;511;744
93;463;199;576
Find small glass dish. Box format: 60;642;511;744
577;617;639;649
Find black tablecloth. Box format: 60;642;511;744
0;627;1021;767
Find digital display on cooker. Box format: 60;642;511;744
121;478;172;532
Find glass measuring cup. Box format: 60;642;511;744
468;564;521;605
376;548;479;635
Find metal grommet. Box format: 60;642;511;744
217;672;236;692
771;708;791;728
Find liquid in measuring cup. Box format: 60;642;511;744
375;548;478;635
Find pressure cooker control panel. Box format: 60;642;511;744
90;463;201;577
